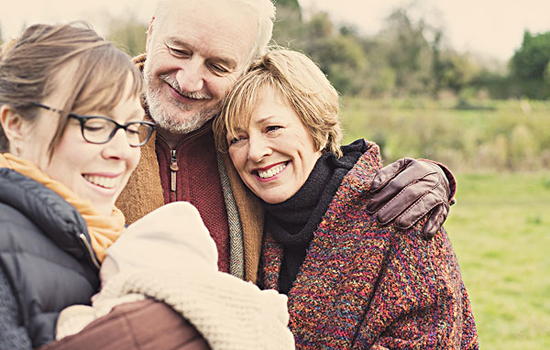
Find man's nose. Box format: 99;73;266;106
175;59;205;92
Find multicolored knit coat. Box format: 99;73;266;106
260;141;479;349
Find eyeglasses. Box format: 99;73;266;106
31;102;155;147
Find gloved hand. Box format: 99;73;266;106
366;158;456;240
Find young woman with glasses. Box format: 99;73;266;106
0;22;154;349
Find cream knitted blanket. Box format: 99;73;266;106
57;269;295;350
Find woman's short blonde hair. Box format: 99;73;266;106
0;22;143;155
214;48;343;158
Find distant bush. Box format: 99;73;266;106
340;97;550;172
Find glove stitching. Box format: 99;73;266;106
370;161;409;193
392;176;444;229
372;168;438;217
423;205;447;239
376;180;426;225
395;201;441;230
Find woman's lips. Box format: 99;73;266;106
82;174;119;189
254;162;288;180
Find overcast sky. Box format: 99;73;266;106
2;0;550;61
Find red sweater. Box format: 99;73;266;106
155;122;230;273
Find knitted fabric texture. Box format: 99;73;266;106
56;201;219;339
260;140;479;349
216;152;244;279
55;203;288;349
83;270;295;350
263;139;367;293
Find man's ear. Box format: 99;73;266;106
0;105;25;145
145;16;156;52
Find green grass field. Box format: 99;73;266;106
445;173;550;349
338;98;550;348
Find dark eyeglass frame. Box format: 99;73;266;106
31;102;155;147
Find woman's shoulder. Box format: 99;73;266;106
0;168;44;229
0;168;87;234
0;168;89;263
331;140;382;202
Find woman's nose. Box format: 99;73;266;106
247;135;271;163
103;128;134;160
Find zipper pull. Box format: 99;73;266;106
79;234;100;269
170;149;178;192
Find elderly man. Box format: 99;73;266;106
116;0;455;283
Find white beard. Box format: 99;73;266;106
144;64;220;135
146;85;220;135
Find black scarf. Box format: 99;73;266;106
262;139;367;294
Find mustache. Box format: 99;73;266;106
159;74;213;100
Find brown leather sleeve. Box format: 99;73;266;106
38;299;211;350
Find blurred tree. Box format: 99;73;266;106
378;8;432;96
358;35;396;96
544;61;550;83
431;30;443;98
270;0;509;99
511;31;550;80
309;35;369;95
307;11;334;38
439;51;480;95
276;0;300;9
470;69;510;99
300;13;369;95
271;1;305;48
273;7;369;95
107;14;147;57
509;30;550;99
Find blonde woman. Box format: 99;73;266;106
214;48;479;349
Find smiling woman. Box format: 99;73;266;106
213;47;479;349
6;75;146;216
225;90;323;204
0;22;151;348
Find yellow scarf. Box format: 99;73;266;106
0;153;124;262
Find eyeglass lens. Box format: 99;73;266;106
82;117;152;146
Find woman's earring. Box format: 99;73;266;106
14;146;21;156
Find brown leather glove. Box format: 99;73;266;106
366;158;456;240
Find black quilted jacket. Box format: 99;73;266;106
0;168;99;349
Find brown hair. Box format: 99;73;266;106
213;47;343;157
0;22;143;155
